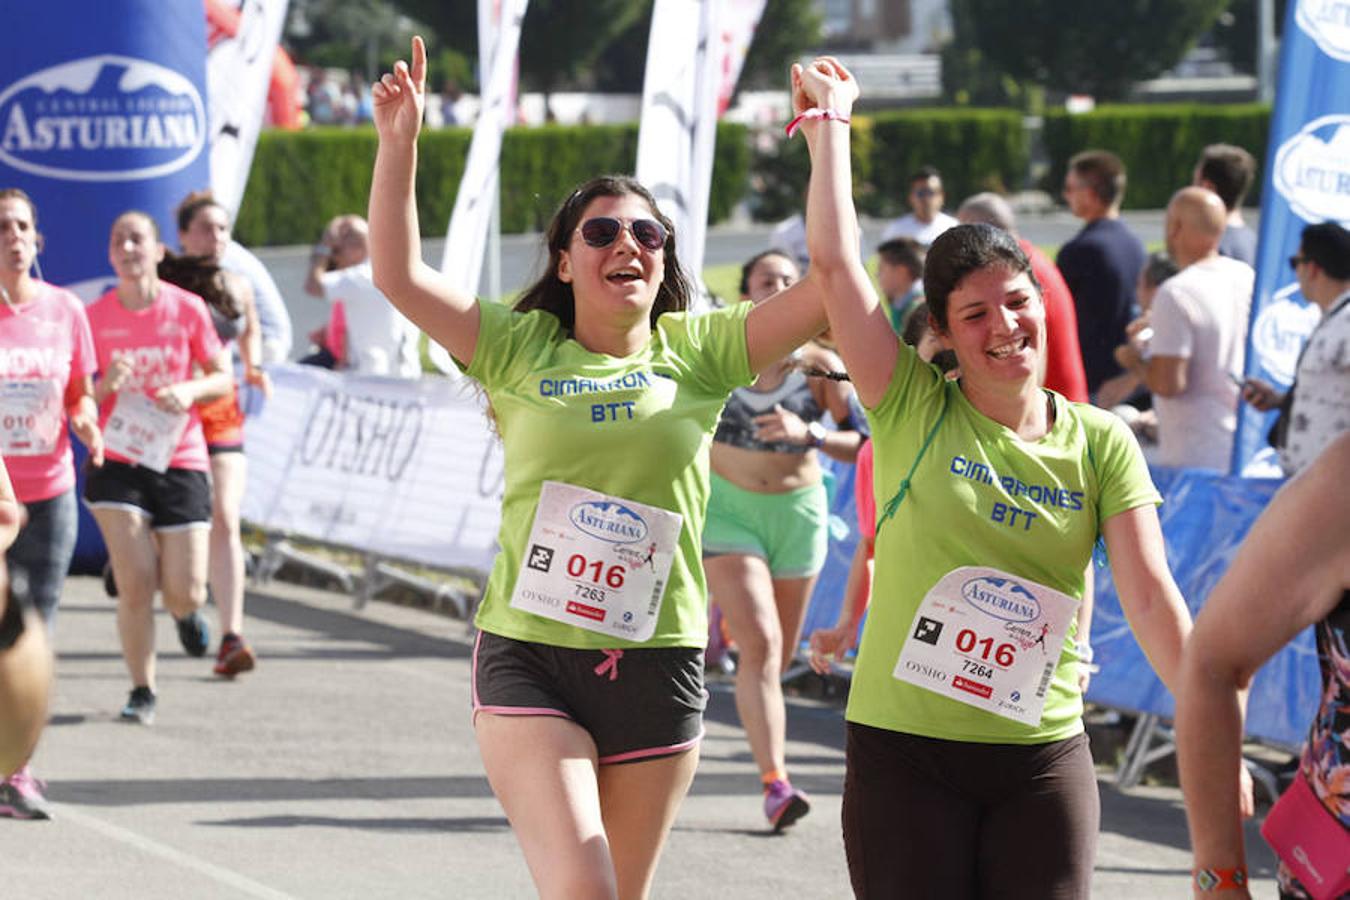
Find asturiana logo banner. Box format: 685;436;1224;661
1251;283;1324;384
569;501;649;544
1274;116;1350;226
961;576;1040;623
1297;0;1350;63
0;55;206;182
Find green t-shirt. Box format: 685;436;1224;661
464;300;754;649
849;345;1160;744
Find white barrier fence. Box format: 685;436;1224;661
242;364;504;608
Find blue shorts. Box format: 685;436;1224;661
472;630;706;764
701;473;828;578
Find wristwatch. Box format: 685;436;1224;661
806;421;827;449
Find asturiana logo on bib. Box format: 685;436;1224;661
569;501;649;544
1297;0;1350;62
1273;116;1350;226
1252;283;1323;385
0;55;206;182
961;576;1040;623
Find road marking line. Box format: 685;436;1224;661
52;804;301;900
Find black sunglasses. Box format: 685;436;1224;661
1289;254;1307;270
578;217;668;251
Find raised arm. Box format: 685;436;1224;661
744;59;860;374
797;60;899;408
1176;434;1350;897
368;36;481;367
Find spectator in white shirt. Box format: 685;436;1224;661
1115;187;1254;471
304;215;422;378
878;166;959;248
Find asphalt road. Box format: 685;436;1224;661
8;573;1281;899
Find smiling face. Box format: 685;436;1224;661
743;252;798;305
936;263;1044;387
179;202;230;263
109;213;165;283
0;197;39;277
556;193;666;326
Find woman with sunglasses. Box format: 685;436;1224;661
802;85;1242;897
0;188;103;819
370;38;848;899
702;248;859;830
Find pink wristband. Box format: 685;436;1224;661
785;108;851;138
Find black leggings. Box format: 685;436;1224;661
842;724;1099;899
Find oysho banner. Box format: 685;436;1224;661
0;2;211;299
1234;0;1350;473
242;364;505;574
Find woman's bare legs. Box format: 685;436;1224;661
476;713;697;900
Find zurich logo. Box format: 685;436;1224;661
1297;0;1350;62
1251;283;1322;385
961;576;1040;623
0;55;206;182
569;501;649;544
1273;116;1350;226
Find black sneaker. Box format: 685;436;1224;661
175;611;210;658
120;686;156;725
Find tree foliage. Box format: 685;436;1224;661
389;0;820;95
949;0;1230;100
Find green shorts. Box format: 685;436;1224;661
702;473;829;579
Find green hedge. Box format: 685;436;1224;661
750;108;1025;222
1041;104;1271;210
234;122;750;246
863;108;1027;217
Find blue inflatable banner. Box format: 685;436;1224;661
1234;0;1350;474
0;2;210;299
1;2;211;572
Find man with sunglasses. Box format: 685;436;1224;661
878;165;958;248
1239;222;1350;477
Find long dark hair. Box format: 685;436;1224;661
157;252;241;320
514;175;692;332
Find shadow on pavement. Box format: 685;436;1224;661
200;814;510;832
50;774;496;806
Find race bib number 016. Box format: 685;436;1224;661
103;392;188;474
510;481;683;642
892;566;1080;726
0;380;62;456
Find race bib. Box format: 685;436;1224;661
893;566;1080;725
509;481;683;642
103;392;188;474
0;380;62;456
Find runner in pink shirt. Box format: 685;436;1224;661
83;211;231;727
0;188;104;819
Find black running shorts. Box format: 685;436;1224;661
472;630;706;764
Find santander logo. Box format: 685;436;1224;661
0;55;206;182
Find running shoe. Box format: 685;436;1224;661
213;633;257;678
763;779;810;832
175;611;210;658
0;766;51;820
120;686;156;725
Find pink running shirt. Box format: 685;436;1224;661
87;283;223;472
0;284;97;503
